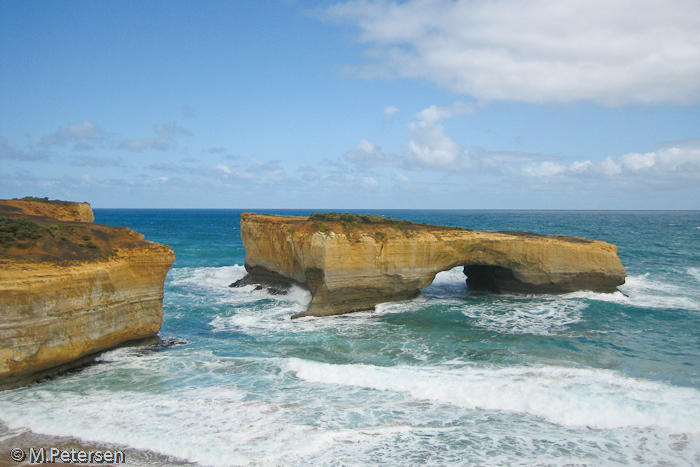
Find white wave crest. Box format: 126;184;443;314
285;358;700;432
566;273;700;311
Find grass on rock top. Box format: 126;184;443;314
0;216;101;252
0;216;147;262
306;212;468;237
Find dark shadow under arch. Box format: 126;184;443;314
463;264;524;294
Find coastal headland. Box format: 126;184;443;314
239;212;627;318
0;198;175;388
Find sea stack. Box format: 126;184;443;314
239;212;627;318
0;198;175;388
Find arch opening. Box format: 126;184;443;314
463;264;521;294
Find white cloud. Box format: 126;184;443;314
619;143;700;174
41;120;102;147
599;157;622;176
521;140;700;187
569;160;593;173
343;101;505;173
215;163;232;174
619;151;656;171
415;101;482;123
522;161;565;177
345;138;393;165
339;97;700;195
326;0;700;105
383;106;400;116
402;102;479;171
405;119;472;170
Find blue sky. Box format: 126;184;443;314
1;0;699;209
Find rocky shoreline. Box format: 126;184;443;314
0;199;175;389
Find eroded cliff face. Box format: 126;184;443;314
0;200;174;388
240;213;627;318
0;198;95;222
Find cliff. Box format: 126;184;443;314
0;197;95;223
240;212;627;318
0;199;174;388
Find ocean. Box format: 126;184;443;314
1;209;699;466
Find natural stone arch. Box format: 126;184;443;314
238;213;626;318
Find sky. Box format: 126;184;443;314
1;0;699;210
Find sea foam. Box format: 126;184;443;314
285;358;700;432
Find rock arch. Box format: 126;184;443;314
238;213;626;318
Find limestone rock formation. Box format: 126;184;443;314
0;197;95;222
240;212;626;318
0;199;174;388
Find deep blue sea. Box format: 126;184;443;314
1;210;700;466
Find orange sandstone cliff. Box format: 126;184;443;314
0;197;95;222
0;199;175;388
239;212;627;318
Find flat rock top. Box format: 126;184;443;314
0;198;94;223
1;198;168;264
242;212;597;245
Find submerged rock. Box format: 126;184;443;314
239;212;626;318
0;199;175;388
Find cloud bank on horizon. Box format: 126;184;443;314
1;0;699;209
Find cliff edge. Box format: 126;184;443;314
239;212;626;318
0;197;95;223
0;199;175;388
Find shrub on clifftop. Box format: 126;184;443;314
0;217;43;248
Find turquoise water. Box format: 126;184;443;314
1;210;700;466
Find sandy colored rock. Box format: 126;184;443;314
0;200;174;388
0;198;95;222
240;213;627;318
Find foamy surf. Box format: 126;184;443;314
169;265;312;309
689;267;700;282
457;298;586;335
565;273;700;312
285;358;700;432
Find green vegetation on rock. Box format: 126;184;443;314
16;196;80;205
308;212;465;232
0;215;105;256
310;212;414;227
0;217;43;249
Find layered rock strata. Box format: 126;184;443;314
240;213;626;318
0;199;174;388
